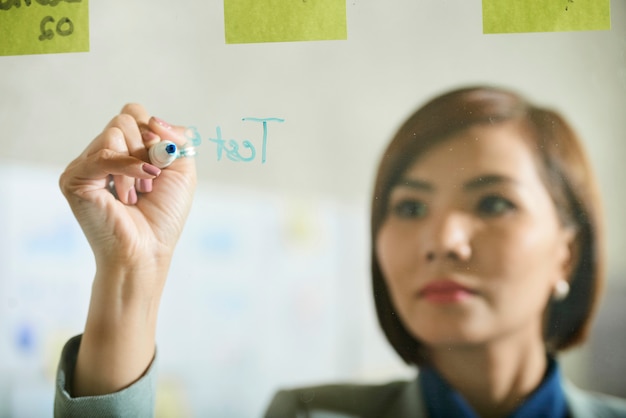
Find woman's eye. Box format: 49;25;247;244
477;195;515;216
391;200;428;219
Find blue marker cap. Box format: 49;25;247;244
165;143;177;155
149;140;180;168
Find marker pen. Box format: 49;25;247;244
148;140;196;168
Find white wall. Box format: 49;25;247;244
1;1;624;416
1;1;624;271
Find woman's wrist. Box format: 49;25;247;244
91;259;170;317
72;264;168;397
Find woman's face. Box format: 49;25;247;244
376;121;574;350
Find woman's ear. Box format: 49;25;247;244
558;226;578;280
550;227;577;302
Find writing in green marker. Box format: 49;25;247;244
0;0;89;56
185;117;285;164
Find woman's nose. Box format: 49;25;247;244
424;211;472;263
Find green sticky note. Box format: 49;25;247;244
0;0;89;57
483;0;610;34
224;0;347;44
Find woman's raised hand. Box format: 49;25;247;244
60;103;196;272
59;104;197;396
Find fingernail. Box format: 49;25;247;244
138;178;153;193
152;116;172;129
141;129;159;142
128;187;138;205
142;163;161;177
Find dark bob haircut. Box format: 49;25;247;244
371;86;604;365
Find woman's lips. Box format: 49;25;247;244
418;280;477;303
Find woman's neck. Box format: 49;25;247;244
427;334;548;418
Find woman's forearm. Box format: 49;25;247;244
72;263;169;396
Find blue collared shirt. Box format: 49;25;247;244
419;357;569;418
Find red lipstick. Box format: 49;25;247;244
419;280;476;303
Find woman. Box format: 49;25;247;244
54;86;626;417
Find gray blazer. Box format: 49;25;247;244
56;335;626;417
265;378;626;418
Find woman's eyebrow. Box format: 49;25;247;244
396;178;434;191
463;174;518;190
395;174;517;192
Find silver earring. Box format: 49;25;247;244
553;280;570;301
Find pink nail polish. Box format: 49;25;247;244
141;129;159;142
138;179;153;193
128;187;138;205
142;163;161;177
152;116;172;129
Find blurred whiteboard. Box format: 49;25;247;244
0;161;411;417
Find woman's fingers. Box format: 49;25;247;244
77;107;163;204
140;129;161;149
60;132;161;207
97;125;142;205
61;149;160;195
147;116;197;176
136;177;153;194
120;103;150;126
62;104;193;208
103;113;147;162
148;116;189;146
115;104;162;196
120;103;162;150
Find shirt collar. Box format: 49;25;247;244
418;357;568;418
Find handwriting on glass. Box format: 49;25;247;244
184;117;285;164
0;0;82;41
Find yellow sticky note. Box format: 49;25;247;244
482;0;610;34
0;0;89;57
224;0;347;44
